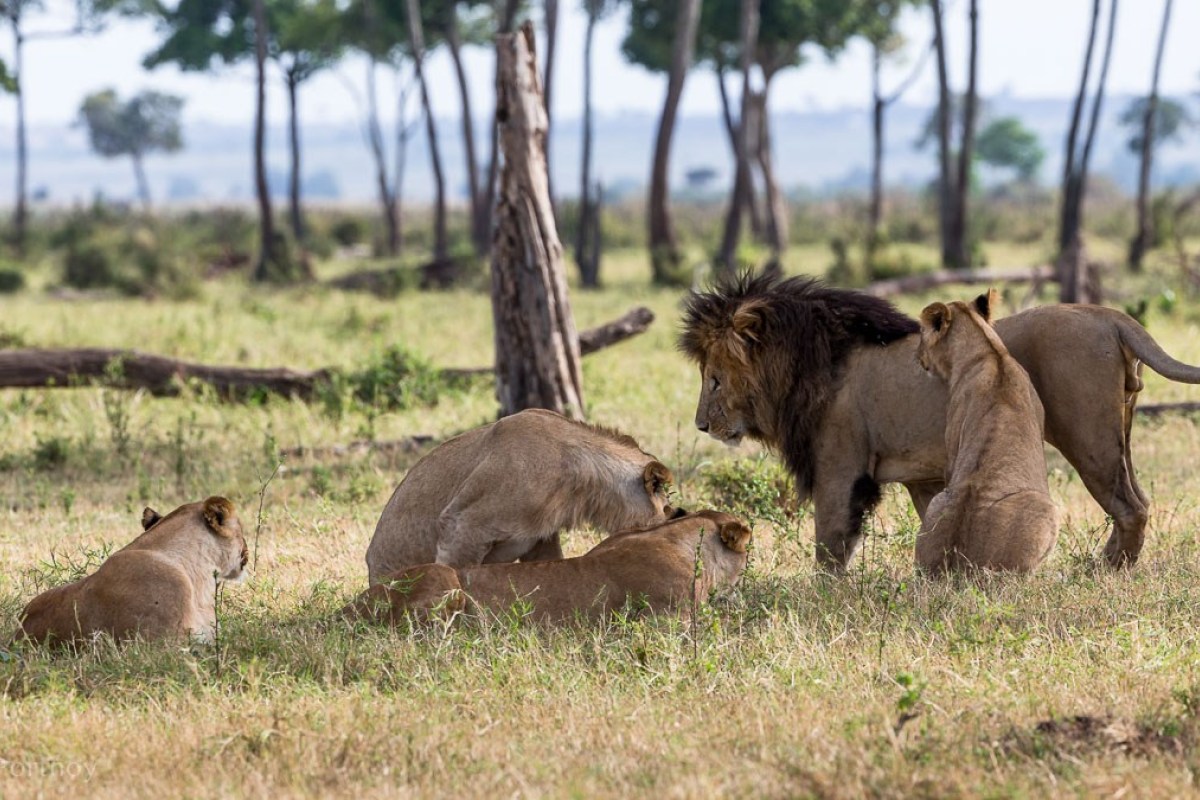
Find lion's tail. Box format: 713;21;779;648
1116;313;1200;385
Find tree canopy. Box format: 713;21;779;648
1118;97;1194;153
77;88;184;159
975;116;1044;181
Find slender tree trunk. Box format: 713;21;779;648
405;0;448;263
484;1;521;251
931;0;954;269
286;69;304;242
543;0;558;207
948;0;979;269
576;5;598;285
492;22;584;419
392;76;416;258
365;58;399;256
869;45;885;248
753;86;787;260
1061;0;1118;301
131;151;151;210
647;0;701;284
11;21;27;254
1130;0;1173;271
715;61;762;237
716;0;760;277
1059;0;1101;254
445;10;486;255
251;0;276;283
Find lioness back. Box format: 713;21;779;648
365;409;677;583
13;497;247;646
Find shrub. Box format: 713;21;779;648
0;265;25;294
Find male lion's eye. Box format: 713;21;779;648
710;377;720;392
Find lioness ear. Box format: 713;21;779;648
203;496;237;538
141;507;162;530
973;288;999;322
920;302;952;334
718;520;753;554
642;461;673;497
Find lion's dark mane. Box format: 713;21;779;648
679;273;919;496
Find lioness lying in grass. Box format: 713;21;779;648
915;290;1058;574
345;510;752;626
13;497;248;645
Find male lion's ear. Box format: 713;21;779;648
643;461;673;497
973;288;999;322
717;520;753;554
203;496;238;538
141;507;162;530
731;299;765;342
920;302;952;334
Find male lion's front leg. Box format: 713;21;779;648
813;473;882;573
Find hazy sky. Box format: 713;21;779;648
4;0;1199;128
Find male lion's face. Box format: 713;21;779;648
694;353;757;446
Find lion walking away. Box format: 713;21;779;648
680;273;1200;571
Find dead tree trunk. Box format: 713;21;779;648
949;0;979;269
1130;0;1174;272
931;0;955;269
491;23;585;419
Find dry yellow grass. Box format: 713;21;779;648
1;245;1199;797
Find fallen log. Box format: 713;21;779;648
1136;402;1200;417
280;435;435;459
0;306;655;400
864;266;1056;298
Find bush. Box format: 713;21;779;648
0;265;25;294
56;211;200;298
330;216;367;247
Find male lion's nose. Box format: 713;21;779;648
696;420;709;433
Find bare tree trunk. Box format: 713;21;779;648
492;22;584;419
365;58;399;256
286;70;304;242
11;20;27;254
1130;0;1174;271
484;1;521;252
647;0;701;285
131;151;151;210
931;0;954;269
1059;0;1101;255
391;75;417;258
251;0;277;283
949;0;979;269
715;61;763;238
576;4;599;286
1060;0;1117;301
754;84;787;260
716;0;760;277
405;0;448;263
445;9;486;255
543;0;558;207
869;45;885;247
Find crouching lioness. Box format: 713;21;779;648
14;497;248;645
346;510;752;626
915;290;1058;574
365;409;683;583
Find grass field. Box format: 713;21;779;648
2;243;1200;797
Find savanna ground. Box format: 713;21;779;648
2;231;1200;797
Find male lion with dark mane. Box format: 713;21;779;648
680;273;1200;572
13;497;248;646
347;510;751;626
365;408;682;584
915;290;1058;574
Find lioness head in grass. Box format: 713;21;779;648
918;288;998;379
14;496;249;646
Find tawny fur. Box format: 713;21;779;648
365;408;680;584
679;273;1200;571
914;290;1058;574
346;511;751;626
13;497;248;646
